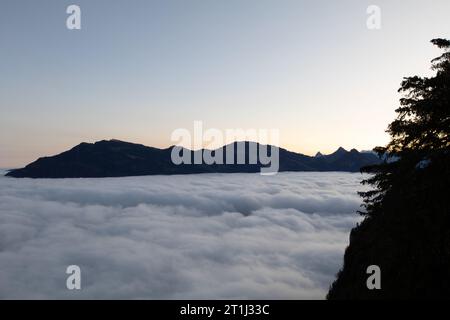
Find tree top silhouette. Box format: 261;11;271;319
360;38;450;216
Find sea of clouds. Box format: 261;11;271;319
0;170;367;299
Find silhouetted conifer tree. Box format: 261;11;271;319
328;39;450;299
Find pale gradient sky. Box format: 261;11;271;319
1;0;449;167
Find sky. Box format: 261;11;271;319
1;0;449;167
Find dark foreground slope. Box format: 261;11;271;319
6;140;380;178
327;157;450;299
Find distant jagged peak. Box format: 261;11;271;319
331;147;348;155
315;152;324;158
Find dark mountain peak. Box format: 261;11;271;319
333;147;348;155
71;140;126;150
224;140;262;147
71;141;90;149
95;139;139;147
315;152;324;158
322;147;348;161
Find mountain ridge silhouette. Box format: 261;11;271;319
6;139;381;178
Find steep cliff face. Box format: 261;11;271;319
328;144;450;299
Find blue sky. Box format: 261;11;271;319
1;0;449;167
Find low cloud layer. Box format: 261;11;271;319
0;171;366;299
